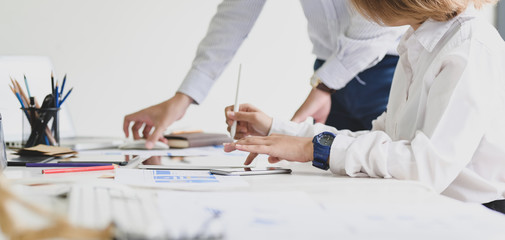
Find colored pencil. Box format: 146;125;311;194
24;74;31;98
60;87;73;105
41;164;117;174
60;74;67;101
55;81;59;107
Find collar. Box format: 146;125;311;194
398;6;477;54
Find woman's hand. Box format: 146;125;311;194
224;134;313;165
291;87;331;123
224;103;273;139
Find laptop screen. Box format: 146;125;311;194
0;113;7;172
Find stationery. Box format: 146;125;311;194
230;64;241;139
41;164;116;174
26;162;112;167
163;132;232;148
8;74;73;147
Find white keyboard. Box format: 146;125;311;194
67;183;165;239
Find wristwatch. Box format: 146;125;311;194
310;75;336;94
312;131;336;170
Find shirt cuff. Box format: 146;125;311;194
314;58;354;90
177;68;215;105
268;118;316;137
328;134;356;176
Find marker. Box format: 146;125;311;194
42;164;117;174
230;64;241;139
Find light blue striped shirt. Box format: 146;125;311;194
178;0;405;104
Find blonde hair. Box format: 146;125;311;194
351;0;498;24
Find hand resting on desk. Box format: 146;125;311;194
224;135;313;165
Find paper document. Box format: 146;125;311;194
156;191;331;240
115;169;248;189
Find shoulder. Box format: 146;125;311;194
457;18;505;55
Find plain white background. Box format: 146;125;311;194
0;0;497;138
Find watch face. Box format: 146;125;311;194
319;134;335;146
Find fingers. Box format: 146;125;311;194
236;136;271;146
146;127;165;149
268;156;281;163
224;105;235;126
123;117;131;137
131;122;144;140
244;152;258;165
223;143;236;152
142;125;153;138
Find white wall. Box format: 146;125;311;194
0;0;313;137
0;1;498;138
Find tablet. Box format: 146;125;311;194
210;167;292;176
57;155;132;166
138;155;253;170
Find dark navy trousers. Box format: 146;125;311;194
314;55;399;131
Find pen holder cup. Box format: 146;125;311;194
21;107;60;148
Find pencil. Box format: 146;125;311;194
24;74;31;98
41;164;117;174
230;64;242;139
51;71;55;97
60;74;67;101
60;87;73;105
55;81;59;107
11;77;29;108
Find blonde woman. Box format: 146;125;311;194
224;0;505;214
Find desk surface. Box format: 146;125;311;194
2;153;505;239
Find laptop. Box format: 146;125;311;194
0;113;7;172
0;56;123;151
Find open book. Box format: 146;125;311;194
164;132;232;148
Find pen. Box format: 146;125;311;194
27;163;113;167
230;64;241;139
42;164;117;174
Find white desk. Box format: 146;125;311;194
2;153;505;240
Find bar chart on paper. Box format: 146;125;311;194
115;169;248;188
153;170;218;183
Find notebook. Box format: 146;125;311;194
164;132;232;148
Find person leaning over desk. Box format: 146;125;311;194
224;0;505;214
123;0;405;148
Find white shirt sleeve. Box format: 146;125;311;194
268;118;371;138
177;0;266;104
328;44;494;193
314;12;405;90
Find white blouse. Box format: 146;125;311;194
269;8;505;203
